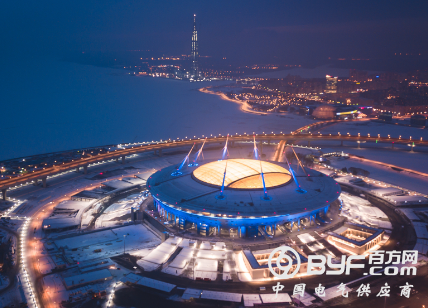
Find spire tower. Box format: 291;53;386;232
191;14;199;80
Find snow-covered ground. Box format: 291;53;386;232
339;192;392;230
327;155;428;195
338;147;428;174
42;261;135;305
53;224;161;263
0;280;26;307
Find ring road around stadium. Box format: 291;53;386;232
148;158;341;238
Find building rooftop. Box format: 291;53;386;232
63;269;112;289
71;190;107;200
149;160;340;217
329;222;384;247
243;249;308;270
193;159;291;189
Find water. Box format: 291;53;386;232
0;59;312;160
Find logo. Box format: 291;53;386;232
268;246;301;279
268;246;418;279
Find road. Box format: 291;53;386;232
2;120;427;194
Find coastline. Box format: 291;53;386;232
199;86;268;115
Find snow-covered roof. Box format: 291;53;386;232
137;237;182;269
182;288;202;300
55;200;92;211
135;174;149;181
168;248;194;269
213;242;226;250
201;290;242;302
195;259;218;272
243;294;262;307
120;273;142;284
142;242;179;265
42;200;94;230
102;180;135;190
42;216;81;229
78;259;115;273
387;195;428;206
413;222;428;239
136;277;176;293
291;292;316;305
370;187;403;197
196;249;227;259
336;176;365;184
200;241;212;250
71;190;107;200
297;233;316;243
399;208;420;220
63;269;112;289
194;271;217;281
149;161;340;217
178;238;195;247
260;293;292;303
122;177;146;185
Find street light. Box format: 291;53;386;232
123;234;127;254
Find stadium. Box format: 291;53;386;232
148;154;341;239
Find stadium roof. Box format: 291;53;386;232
148;160;340;217
193;159;291;189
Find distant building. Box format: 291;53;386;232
325;75;338;93
190;14;199;80
312;104;359;120
350;69;368;82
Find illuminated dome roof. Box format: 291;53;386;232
192;159;292;189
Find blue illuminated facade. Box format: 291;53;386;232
153;195;330;237
148;159;340;238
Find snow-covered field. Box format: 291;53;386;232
337;147;428;174
327;155;428;194
305;120;428;194
340;192;392;230
53;224;161;262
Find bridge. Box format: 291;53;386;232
1;119;426;200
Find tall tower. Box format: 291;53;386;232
191;14;199;80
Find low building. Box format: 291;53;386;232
370;187;403;197
102;179;140;190
387;195;428;206
63;269;112;290
71;190;107;202
241;248;308;279
327;223;384;254
42;200;93;231
336;176;365;186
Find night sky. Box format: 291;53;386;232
2;0;428;67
